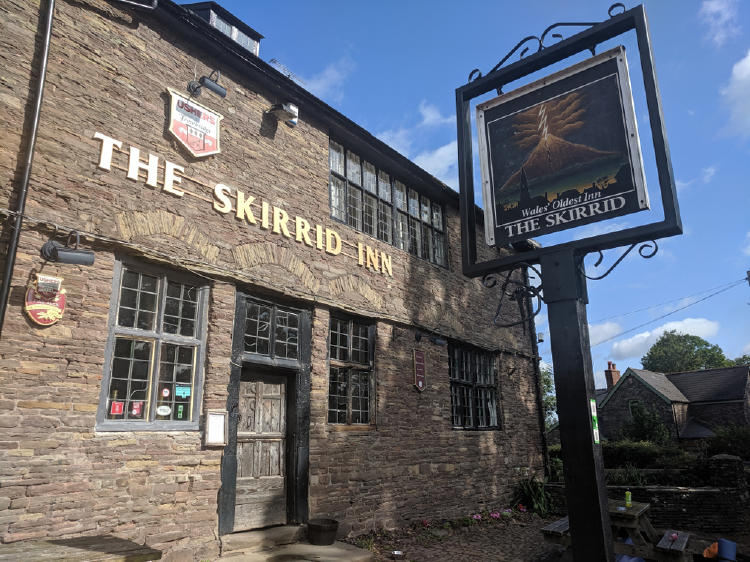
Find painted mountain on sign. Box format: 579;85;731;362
496;91;626;205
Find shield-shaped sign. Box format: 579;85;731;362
24;286;66;326
167;88;224;158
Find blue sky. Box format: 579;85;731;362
214;0;750;386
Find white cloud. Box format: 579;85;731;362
575;221;631;241
589;321;622;347
721;48;750;136
701;166;717;183
303;56;355;105
418;101;454;127
413;141;458;188
699;0;740;47
742;342;750;354
742;232;750;256
376;127;413;156
610;317;720;362
676;179;693;191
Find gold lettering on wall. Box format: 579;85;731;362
93;132;395;278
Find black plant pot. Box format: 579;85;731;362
307;518;339;546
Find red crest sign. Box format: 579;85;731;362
25;286;66;326
414;350;426;392
167;88;223;157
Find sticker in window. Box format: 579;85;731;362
175;385;191;399
110;401;124;415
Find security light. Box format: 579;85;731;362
40;233;95;266
267;102;299;127
187;70;226;98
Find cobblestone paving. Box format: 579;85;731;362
359;514;561;562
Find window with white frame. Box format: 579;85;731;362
98;262;207;428
329;140;447;266
328;315;375;425
449;344;499;429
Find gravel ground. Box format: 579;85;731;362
345;513;750;562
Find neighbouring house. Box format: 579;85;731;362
598;361;750;441
0;1;545;559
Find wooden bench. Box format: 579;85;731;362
655;530;691;561
0;536;161;561
541;516;571;547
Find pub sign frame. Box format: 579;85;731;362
455;4;681;277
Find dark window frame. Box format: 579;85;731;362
96;259;208;431
243;296;304;362
449;344;500;430
327;314;376;425
328;140;447;267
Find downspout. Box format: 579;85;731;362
524;266;549;478
0;0;55;339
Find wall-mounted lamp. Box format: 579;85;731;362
187;70;226;98
415;330;447;347
537;332;545;343
40;232;95;266
267;102;299;127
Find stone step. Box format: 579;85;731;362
221;525;305;555
218;540;375;561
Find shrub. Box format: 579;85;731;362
606;463;646;486
706;425;750;460
621;402;670;445
514;476;551;517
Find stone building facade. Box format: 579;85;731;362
0;1;545;559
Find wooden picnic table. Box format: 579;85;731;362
542;499;691;561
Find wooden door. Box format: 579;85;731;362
233;372;287;531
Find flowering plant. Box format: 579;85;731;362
472;514;482;522
490;510;501;519
518;504;527;513
502;508;513;518
421;519;430;527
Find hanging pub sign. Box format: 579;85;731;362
476;46;649;246
413;350;426;392
167;88;223;157
24;274;66;326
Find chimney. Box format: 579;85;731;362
605;361;620;389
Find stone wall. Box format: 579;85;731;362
599;375;680;440
0;0;544;559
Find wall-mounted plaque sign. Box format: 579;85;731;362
477;47;648;246
413;350;426;392
167;88;223;157
24;274;66;326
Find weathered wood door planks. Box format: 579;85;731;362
233;372;287;531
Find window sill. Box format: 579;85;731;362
95;420;200;432
327;423;376;432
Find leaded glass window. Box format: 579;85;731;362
327;315;374;425
244;298;301;361
329;141;447;267
449;345;499;430
100;264;206;427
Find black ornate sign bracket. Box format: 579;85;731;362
456;3;681;280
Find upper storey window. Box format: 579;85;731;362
329;141;447;267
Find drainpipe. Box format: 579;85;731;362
0;0;55;339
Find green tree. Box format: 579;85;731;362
641;330;729;373
621;402;670;445
540;365;557;430
731;354;750;366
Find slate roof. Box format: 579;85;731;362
628;369;689;402
679;418;716;439
666;366;749;402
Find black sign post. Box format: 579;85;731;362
455;5;681;561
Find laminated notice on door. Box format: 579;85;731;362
590;398;600;444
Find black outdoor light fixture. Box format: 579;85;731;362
414;330;447;346
40;232;95;266
187;69;226;98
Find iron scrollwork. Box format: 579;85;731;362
482;263;544;328
468;3;627;85
584;240;658;281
